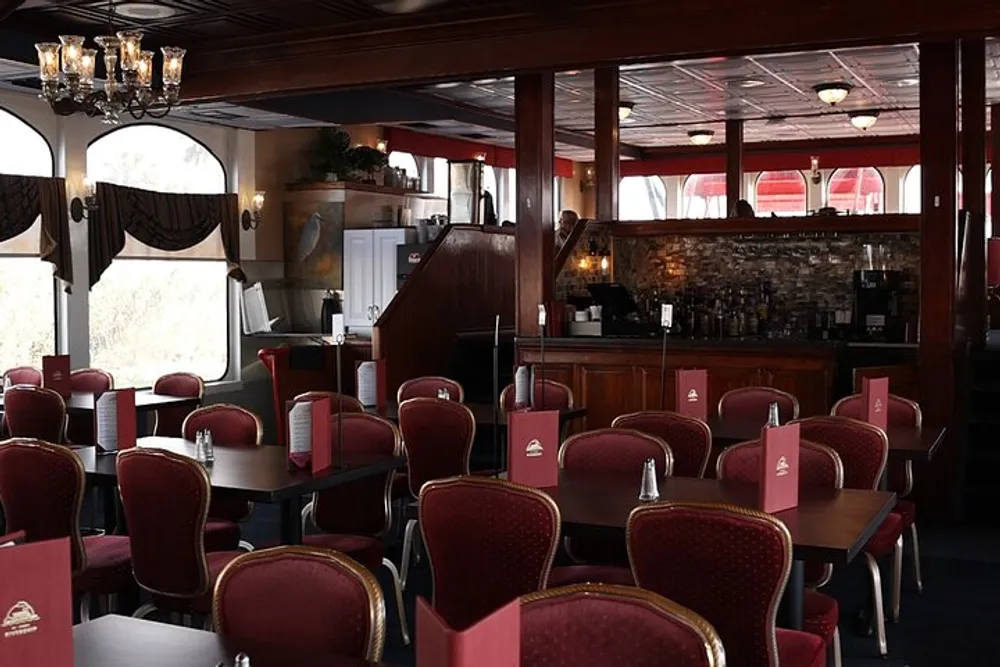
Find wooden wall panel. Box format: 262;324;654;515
580;365;636;430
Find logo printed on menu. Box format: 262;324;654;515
2;600;41;638
686;388;699;402
51;371;62;381
873;398;884;413
525;439;544;458
775;456;790;477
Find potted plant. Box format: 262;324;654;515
309;128;352;182
347;145;389;184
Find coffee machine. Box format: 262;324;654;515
852;270;903;342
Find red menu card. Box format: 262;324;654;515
286;397;332;473
41;355;71;398
759;422;800;514
416;597;520;667
675;369;708;421
507;409;559;489
94;388;137;452
0;538;73;667
862;376;889;431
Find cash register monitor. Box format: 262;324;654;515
586;282;638;322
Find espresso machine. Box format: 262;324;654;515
852;269;903;342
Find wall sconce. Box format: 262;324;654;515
70;177;96;222
474;152;487;162
241;191;265;230
375;139;388;153
580;166;595;192
810;156;821;185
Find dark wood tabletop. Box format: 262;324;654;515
366;402;587;426
543;470;897;565
705;414;946;461
75;436;405;503
0;390;201;415
75;615;387;667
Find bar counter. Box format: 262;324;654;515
516;336;916;430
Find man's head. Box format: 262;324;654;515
558;210;579;238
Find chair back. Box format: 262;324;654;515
2;366;42;386
716;439;844;490
2;386;66;443
520;584;725;667
559;428;673;476
420;476;560;630
294;391;366;415
830;393;922;427
613;411;712;477
792;416;887;490
398;397;475;497
501;379;574;413
117;448;212;598
213;546;386;662
628;502;791;667
311;414;401;536
397;376;465;403
182;404;262;447
153;372;204;437
0;439;86;574
70;368;114;392
718;387;799;424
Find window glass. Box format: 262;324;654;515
87;125;229;388
827;167;884;214
755;170;807;216
682;174;727;219
388;151;419;180
620;176;667;220
988;168;993;239
507;169;517;223
433;157;449;198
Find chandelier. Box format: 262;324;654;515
34;2;185;124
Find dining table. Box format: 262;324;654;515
0;389;201;416
365;401;587;428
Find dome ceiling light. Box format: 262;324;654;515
848;110;880;131
618;101;635;122
688;129;715;145
813;82;853;106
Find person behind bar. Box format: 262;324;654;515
730;199;755;218
556;209;579;248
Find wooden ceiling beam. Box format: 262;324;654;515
0;0;26;23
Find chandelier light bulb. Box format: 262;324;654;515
35;43;60;82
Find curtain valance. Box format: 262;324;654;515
0;173;72;287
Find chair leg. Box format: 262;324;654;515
401;519;417;591
909;522;924;593
891;535;903;623
238;540;255;552
833;626;842;667
382;558;411;646
864;553;888;657
78;594;92;623
133;602;158;620
301;501;314;536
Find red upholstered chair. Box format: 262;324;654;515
116;447;242;619
212;546;387;662
182;404;262;553
0;439;132;622
397;376;465;403
718;386;800;425
613;411;713;478
3;366;42;386
520;584;726;667
500;379;574;413
717;439;844;665
397;397;475;589
65;368;114;446
831;394;923;594
294;390;366;414
3;385;67;443
152;372;204;437
628;502;825;667
420;476;560;631
300;413;409;644
794;416;902;656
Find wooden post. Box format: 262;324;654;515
993;104;1000;238
961;39;987;347
514;72;555;336
595;66;620;221
725;119;744;213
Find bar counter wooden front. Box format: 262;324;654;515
517;336;840;429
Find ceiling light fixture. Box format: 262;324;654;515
618;101;635;121
688;129;715;145
813;82;853;106
739;78;766;89
848;110;880;131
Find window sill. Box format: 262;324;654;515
204;379;243;396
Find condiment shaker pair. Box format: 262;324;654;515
195;428;215;464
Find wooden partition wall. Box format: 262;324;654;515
373;225;516;396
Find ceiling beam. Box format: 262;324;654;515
180;0;1000;102
0;0;26;23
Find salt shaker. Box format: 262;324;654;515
195;429;206;463
437;387;451;401
767;402;781;428
638;458;660;502
204;429;215;464
235;652;251;667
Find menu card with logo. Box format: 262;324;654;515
41;356;71;398
507;409;559;488
94;388;137;452
416;597;519;667
0;538;72;667
862;376;889;431
356;360;388;409
287;397;332;473
674;369;708;421
759;422;800;514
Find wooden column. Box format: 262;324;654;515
993;104;1000;237
594;67;620;221
918;41;959;515
725;119;744;213
514;72;555;336
961;39;987;346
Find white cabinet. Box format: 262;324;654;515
343;228;415;332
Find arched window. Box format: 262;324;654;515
682;174;727;219
388;151;419;182
0;108;55;370
827;167;884;214
619;176;667;220
755;171;807;216
88;125;229;387
902;165;966;214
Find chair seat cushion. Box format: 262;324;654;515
73;535;132;596
776;627;826;667
547;564;635;588
865;511;905;558
802;589;839;643
204;519;242;552
152;550;243;614
302;533;385;571
895;499;916;527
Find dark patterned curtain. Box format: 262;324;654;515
0;173;72;288
88;182;245;288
